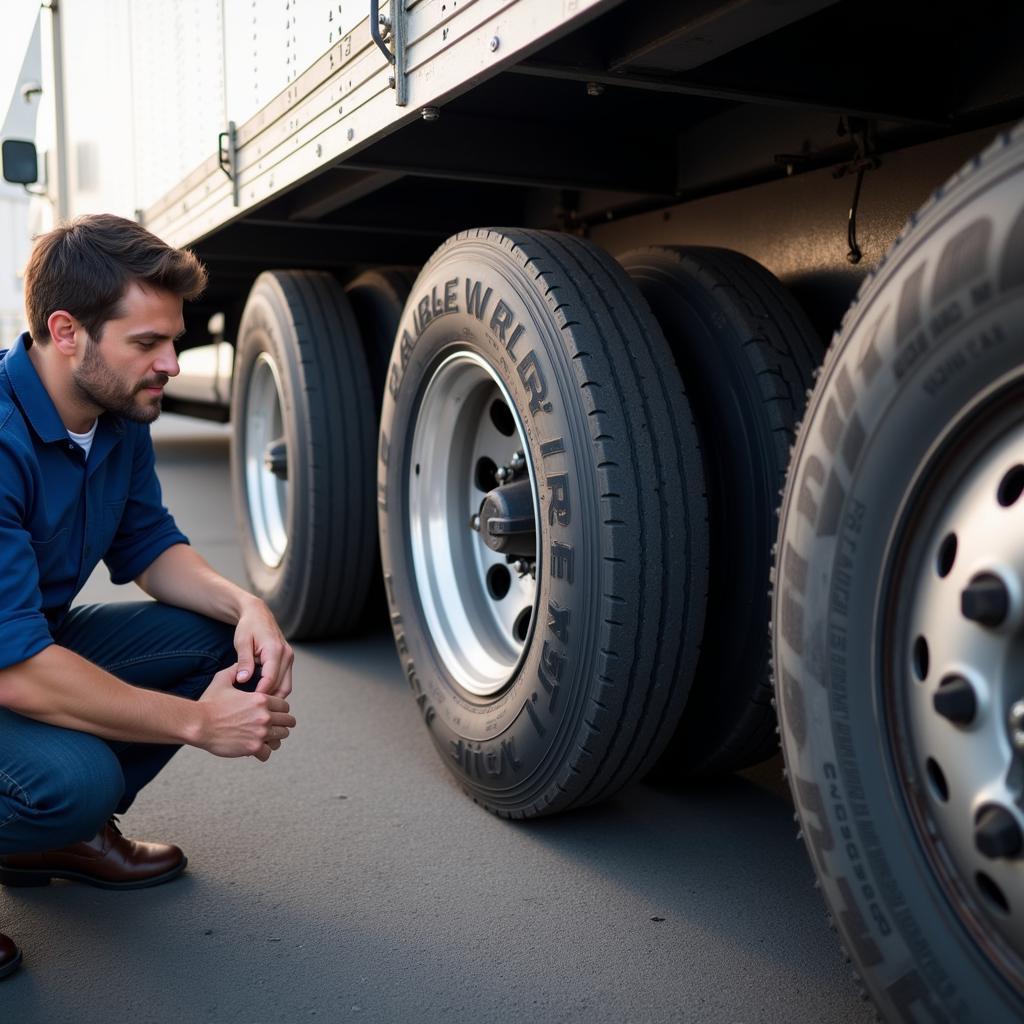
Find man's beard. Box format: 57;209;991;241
71;340;168;424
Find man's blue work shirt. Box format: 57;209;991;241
0;333;188;669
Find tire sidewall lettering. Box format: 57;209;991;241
377;248;593;798
778;166;1024;1019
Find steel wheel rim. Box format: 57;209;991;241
408;350;539;697
244;352;288;568
893;394;1024;980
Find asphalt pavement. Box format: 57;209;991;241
1;415;877;1024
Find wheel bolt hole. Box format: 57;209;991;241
925;757;949;802
976;872;1011;915
513;607;531;643
998;464;1024;507
475;457;498;492
489;399;516;437
936;533;957;578
486;564;511;600
912;636;929;681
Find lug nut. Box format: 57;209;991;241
961;572;1009;627
510;451;525;471
975;804;1023;859
1010;700;1024;751
469;513;481;532
495;466;509;483
933;675;977;725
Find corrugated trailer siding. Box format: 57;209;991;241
144;0;617;246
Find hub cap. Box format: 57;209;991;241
408;351;539;697
244;352;288;568
899;407;1024;975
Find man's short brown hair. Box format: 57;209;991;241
23;213;207;346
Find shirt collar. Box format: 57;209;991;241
4;332;68;443
4;332;124;443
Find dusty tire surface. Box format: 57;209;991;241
232;270;376;640
774;124;1024;1021
621;246;820;777
377;228;709;817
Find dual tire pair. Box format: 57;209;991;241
231;231;817;808
231;123;1024;1021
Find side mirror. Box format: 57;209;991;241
1;139;39;185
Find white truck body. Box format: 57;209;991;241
9;4;1024;1020
38;0;622;239
0;9;41;341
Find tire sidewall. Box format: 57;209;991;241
623;254;772;664
378;238;600;807
776;157;1024;1020
231;275;308;609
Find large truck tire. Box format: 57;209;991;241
231;270;376;640
345;268;417;630
620;247;820;777
345;267;417;408
377;228;709;816
774;123;1024;1022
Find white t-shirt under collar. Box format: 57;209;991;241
67;420;98;458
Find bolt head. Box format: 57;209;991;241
586;81;604;97
932;675;977;725
1010;700;1024;729
421;106;440;122
489;36;500;52
975;805;1023;859
962;572;1010;628
1009;701;1024;750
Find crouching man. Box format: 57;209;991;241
0;214;296;979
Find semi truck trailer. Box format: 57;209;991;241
4;1;1024;1019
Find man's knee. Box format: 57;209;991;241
14;735;124;849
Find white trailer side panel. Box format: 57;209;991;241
129;0;228;211
145;0;617;246
224;1;363;127
53;0;223;219
50;0;616;237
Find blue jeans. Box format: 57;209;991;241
0;602;237;856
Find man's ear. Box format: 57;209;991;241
46;310;82;355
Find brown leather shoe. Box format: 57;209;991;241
0;817;186;890
0;932;22;979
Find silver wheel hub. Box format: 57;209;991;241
408;351;539;698
904;422;1024;958
244;352;289;568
